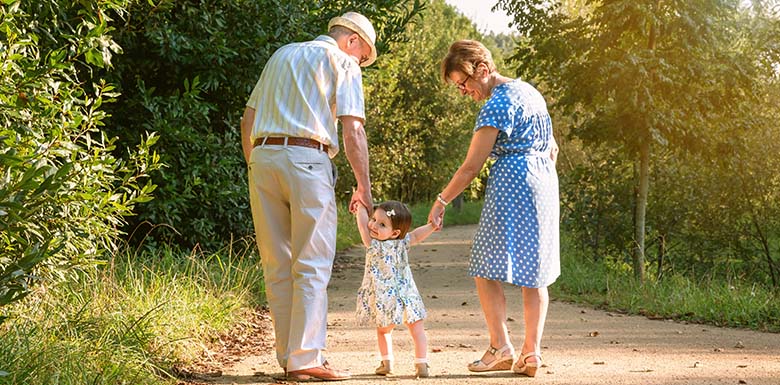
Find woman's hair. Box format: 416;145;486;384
375;200;412;239
440;40;496;82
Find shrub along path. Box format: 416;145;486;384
186;225;780;385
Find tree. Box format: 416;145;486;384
498;0;766;281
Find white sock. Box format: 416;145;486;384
414;357;428;364
382;355;394;361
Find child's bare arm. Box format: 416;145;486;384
409;222;436;246
355;204;372;247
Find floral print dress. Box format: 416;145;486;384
355;234;427;327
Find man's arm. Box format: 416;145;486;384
240;107;256;164
340;115;373;212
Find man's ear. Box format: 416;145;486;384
348;33;360;46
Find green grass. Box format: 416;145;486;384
3;198;778;384
551;239;780;332
0;241;263;385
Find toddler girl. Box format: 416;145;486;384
354;201;436;378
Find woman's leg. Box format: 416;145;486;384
406;320;427;359
520;286;549;363
475;277;512;361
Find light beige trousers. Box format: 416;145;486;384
248;144;337;371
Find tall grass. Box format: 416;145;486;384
0;241;263;385
552;237;780;332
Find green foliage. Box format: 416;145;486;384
560;145;634;259
335;0;496;203
500;0;780;282
100;0;426;250
0;243;263;384
0;0;159;319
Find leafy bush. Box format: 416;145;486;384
0;0;159;320
102;0;426;250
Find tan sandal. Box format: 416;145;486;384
375;360;393;376
415;363;430;378
513;352;542;377
467;344;514;372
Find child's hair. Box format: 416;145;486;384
375;200;412;239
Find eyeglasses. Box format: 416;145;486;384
456;73;472;90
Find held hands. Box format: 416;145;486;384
428;200;445;231
349;186;373;215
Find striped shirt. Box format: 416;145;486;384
246;35;365;158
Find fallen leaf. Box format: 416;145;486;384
593;361;605;365
735;341;745;349
432;348;442;353
588;331;600;337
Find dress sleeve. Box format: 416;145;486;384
369;238;381;251
474;91;517;136
402;234;412;251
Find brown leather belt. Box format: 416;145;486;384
253;136;329;152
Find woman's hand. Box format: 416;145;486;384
428;201;446;231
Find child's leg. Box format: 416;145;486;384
376;325;396;375
407;320;430;377
376;325;395;359
406;320;427;360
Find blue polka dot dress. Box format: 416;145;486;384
468;79;560;288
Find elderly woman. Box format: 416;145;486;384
428;40;560;377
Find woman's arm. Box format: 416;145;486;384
355;204;372;248
428;126;499;226
409;223;436;246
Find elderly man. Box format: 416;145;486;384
240;12;377;382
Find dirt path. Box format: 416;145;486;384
201;225;780;385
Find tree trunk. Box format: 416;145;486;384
452;194;464;212
751;213;778;287
656;234;665;281
633;141;649;282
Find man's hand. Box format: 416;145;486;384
349;186;373;214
